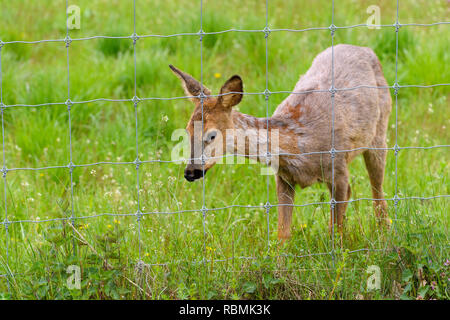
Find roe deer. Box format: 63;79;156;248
170;44;392;240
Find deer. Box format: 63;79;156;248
169;44;392;241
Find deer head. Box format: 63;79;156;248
169;65;243;182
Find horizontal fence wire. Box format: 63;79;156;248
2;22;450;45
3;84;450;109
0;0;449;288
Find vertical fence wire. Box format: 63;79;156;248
330;0;336;267
132;0;143;266
380;0;402;257
200;0;207;263
393;0;400;233
0;37;10;291
65;0;77;256
264;0;271;255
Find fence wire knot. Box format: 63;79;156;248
264;89;271;101
394;22;401;32
263;26;271;39
329;86;336;97
330;198;337;209
65;99;73;111
198;91;207;101
198;29;205;42
135;209;143;222
135;259;145;274
131;33;139;45
329;24;337;36
264;202;271;212
393;194;400;207
265;152;271;165
3;218;9;231
200;153;207;166
134;158;141;170
393;144;400;156
132;96;141;105
0;102;5;113
1;166;7;178
329;147;337;159
67;162;74;173
200;206;207;217
393;82;400;96
64;35;72;48
0;40;4;49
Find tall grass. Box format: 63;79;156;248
0;0;448;299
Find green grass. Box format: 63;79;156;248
0;0;449;299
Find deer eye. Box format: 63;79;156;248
205;131;217;143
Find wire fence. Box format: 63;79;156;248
0;0;449;291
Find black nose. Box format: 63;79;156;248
184;168;204;182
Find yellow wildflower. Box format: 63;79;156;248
79;223;89;230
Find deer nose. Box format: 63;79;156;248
184;168;205;182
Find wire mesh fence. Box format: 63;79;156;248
0;0;449;292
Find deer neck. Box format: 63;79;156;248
231;110;270;132
228;110;280;160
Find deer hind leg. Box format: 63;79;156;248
327;170;350;234
276;175;295;241
363;143;389;227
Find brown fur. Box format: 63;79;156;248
170;44;392;240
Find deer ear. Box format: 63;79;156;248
218;75;243;109
169;65;211;101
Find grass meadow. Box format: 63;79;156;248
0;0;448;299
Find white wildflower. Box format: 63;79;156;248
168;176;176;184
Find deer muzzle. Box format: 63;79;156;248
184;166;208;182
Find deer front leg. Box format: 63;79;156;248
363;147;389;227
276;175;296;241
327;174;350;234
